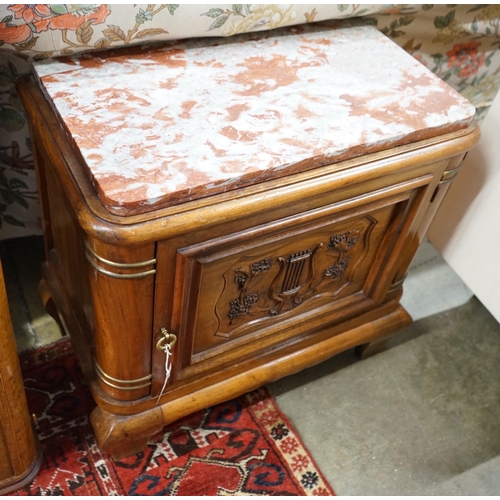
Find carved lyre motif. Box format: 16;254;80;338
228;258;272;324
268;243;323;316
324;230;360;281
226;228;365;325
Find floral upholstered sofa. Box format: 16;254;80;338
1;4;500;240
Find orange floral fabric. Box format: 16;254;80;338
447;41;486;79
1;4;111;45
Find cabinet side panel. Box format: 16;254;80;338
42;155;94;340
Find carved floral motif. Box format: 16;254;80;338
251;258;272;275
228;293;258;322
228;258;273;324
324;230;360;281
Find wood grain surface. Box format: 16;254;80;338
0;260;42;493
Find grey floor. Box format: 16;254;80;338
269;297;500;495
2;236;500;495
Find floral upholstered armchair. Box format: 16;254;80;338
1;4;500;240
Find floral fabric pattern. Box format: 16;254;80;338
0;4;499;240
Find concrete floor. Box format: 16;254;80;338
2;236;500;495
269;297;500;495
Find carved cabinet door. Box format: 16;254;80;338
152;169;433;390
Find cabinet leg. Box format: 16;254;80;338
355;305;412;360
355;339;389;360
90;405;166;461
38;278;65;335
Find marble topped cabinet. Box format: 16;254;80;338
19;23;478;458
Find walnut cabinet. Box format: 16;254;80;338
16;21;481;459
18;73;480;459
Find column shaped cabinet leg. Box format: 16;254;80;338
85;238;157;402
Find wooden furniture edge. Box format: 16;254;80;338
0;260;43;492
0;442;43;495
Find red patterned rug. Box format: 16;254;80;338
14;339;334;495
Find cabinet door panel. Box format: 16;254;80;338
158;176;431;383
186;207;387;353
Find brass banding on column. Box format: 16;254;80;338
438;167;461;186
85;241;156;268
431;161;464;203
84;241;156;279
94;359;152;391
389;275;405;293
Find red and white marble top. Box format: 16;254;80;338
33;23;476;215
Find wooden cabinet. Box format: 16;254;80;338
18;23;480;459
0;260;42;494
